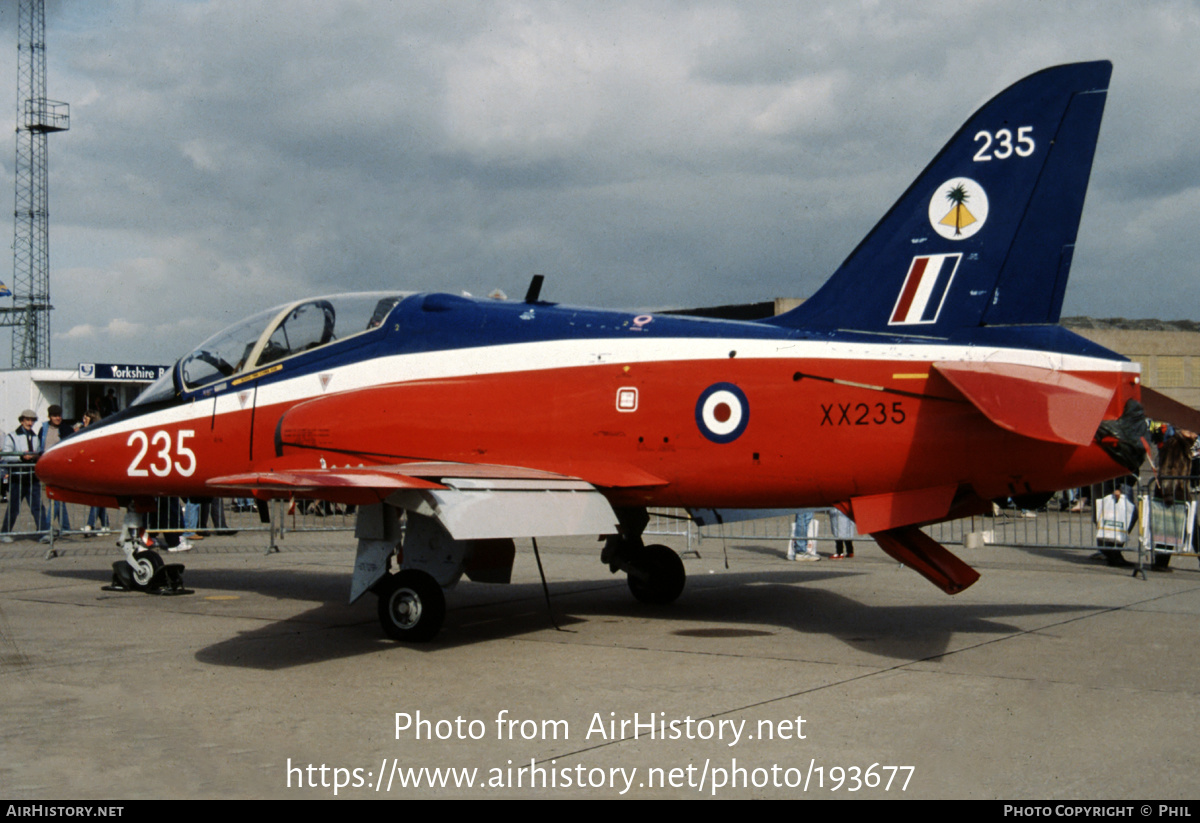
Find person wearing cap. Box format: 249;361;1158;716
1;409;49;542
39;405;75;535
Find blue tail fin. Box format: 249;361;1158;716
769;61;1111;334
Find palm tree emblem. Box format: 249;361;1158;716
939;183;977;235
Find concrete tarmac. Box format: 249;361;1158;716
1;528;1197;799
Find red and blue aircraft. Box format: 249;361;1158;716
38;61;1146;641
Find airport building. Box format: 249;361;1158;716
0;362;164;431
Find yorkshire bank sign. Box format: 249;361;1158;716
77;363;169;382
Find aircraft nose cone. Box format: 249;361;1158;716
36;441;76;489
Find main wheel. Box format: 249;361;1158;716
129;550;163;591
627;543;686;605
376;570;446;642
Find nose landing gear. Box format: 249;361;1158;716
103;510;191;595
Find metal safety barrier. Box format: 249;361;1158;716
5;455;1196;572
1137;475;1199;572
0;456;361;554
645;478;1200;574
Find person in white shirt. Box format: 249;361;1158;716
1095;487;1136;567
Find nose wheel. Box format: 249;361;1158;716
130;550;163;589
375;570;446;642
105;549;190;595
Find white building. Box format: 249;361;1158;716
0;362;165;432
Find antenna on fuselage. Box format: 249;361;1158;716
524;274;545;303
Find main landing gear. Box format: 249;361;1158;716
355;508;459;644
625;543;687;604
601;507;687;605
375;569;445;643
357;505;686;645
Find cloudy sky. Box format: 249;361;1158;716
0;0;1197;369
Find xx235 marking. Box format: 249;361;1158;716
820;402;906;426
127;430;197;477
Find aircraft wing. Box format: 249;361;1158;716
208;461;621;540
933;361;1116;445
207;467;447;502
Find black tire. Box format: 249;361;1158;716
627;543;686;605
129;550;164;591
376;570;446;642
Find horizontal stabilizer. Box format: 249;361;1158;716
871;526;981;595
1141;386;1200;435
934;361;1114;445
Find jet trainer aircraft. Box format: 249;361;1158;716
38;61;1147;642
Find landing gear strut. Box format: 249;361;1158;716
601;507;687;605
104;509;190;595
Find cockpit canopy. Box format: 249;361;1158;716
134;292;409;406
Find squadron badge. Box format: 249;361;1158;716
929;177;988;240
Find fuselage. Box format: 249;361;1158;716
37;290;1138;521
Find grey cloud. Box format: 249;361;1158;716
0;0;1189;366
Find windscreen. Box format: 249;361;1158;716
178;305;284;390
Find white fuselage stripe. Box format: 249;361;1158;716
59;337;1136;448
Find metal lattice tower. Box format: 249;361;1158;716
3;0;68;369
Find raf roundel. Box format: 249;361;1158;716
695;383;750;443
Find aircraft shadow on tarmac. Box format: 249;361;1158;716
39;563;364;605
36;555;1109;670
160;565;1099;671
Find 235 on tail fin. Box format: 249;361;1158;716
771;61;1112;334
